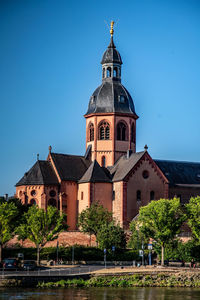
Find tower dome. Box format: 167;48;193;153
101;37;122;65
85;22;137;118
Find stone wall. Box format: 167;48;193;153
6;231;97;248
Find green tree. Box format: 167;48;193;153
97;221;126;251
78;202;112;244
138;198;185;266
128;220;149;250
0;202;18;262
17;205;67;265
186;196;200;243
0;197;31;227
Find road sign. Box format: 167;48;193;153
139;250;143;257
112;246;115;252
104;248;107;254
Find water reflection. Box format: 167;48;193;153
1;288;200;300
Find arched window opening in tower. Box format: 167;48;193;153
107;67;111;77
131;124;135;143
117;122;127;141
48;198;57;207
103;68;105;78
89;123;94;141
113;67;118;78
150;191;155;201
99;121;110;140
101;156;106;167
137;190;141;202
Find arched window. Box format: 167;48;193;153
101;156;106;167
150;191;155;201
48;198;57;207
107;67;111;77
131;123;135;143
113;67;118;78
102;68;105;78
137;190;141;201
99;121;110;140
89;123;94;141
30;198;36;205
117;122;127;141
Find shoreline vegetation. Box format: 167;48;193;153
36;272;200;288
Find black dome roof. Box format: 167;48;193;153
85;81;137;116
101;37;122;65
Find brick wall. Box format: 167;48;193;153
6;231;97;248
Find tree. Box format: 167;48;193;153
186;196;200;243
128;220;149;250
96;221;126;251
138;198;185;266
17;205;67;265
78;202;112;244
0;202;18;262
0;197;31;227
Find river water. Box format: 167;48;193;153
1;288;200;300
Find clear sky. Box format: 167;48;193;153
0;0;200;196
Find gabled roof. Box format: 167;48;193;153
16;160;59;186
50;153;91;182
79;160;112;183
154;159;200;187
109;151;146;182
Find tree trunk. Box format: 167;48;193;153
37;245;40;266
0;244;2;263
161;244;164;266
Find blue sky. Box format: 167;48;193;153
0;0;200;196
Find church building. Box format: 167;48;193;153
16;22;200;231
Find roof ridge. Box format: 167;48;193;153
51;152;85;158
154;159;200;164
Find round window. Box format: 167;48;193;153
142;170;149;179
49;190;56;197
31;190;36;196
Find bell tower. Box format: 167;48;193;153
85;22;138;167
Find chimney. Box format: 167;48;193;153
127;149;132;159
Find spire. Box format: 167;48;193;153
108;21;116;48
110;20;114;37
101;20;122;65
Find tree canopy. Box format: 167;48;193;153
78;202;112;238
138;198;185;266
0;202;18;261
128;220;149;250
17;205;67;265
186;196;200;243
97;221;126;251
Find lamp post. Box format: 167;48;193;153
72;246;74;265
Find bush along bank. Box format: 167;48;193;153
37;273;200;288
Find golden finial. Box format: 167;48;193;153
110;20;114;37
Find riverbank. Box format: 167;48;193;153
1;267;200;288
38;270;200;288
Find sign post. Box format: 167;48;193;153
148;244;153;266
104;248;107;269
